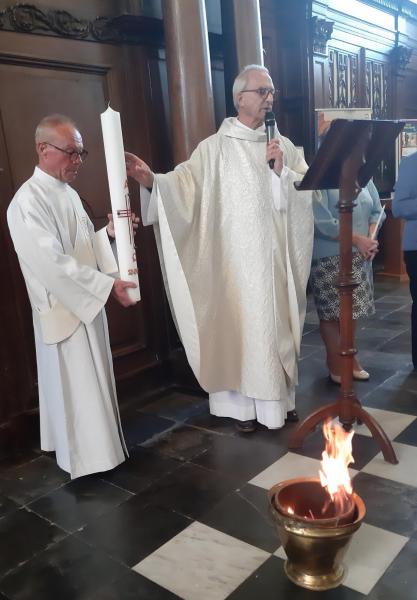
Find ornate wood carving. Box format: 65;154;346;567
365;59;389;118
329;48;335;106
4;4;90;37
0;2;151;43
390;45;413;73
311;16;333;56
328;48;358;108
0;3;223;56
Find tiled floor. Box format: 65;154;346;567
1;276;417;599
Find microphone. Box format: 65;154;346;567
265;111;276;170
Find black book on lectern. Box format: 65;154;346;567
295;119;405;191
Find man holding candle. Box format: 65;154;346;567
126;65;314;433
7;114;137;478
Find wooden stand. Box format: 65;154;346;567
289;120;403;464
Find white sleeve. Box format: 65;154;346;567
7;199;114;325
271;171;285;211
93;227;119;275
140;185;159;225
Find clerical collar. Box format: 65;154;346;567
235;118;264;133
219;117;267;142
33;166;67;188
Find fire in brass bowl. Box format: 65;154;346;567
269;477;366;591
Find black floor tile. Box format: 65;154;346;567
355;350;411;372
379;331;412;354
140;391;209;422
353;472;417;537
356;320;398;335
234;419;299;449
124;462;241;521
300;328;325;347
100;446;183;494
186;412;238;435
192;434;288;483
0;456;69;506
394;418;417;446
77;501;191;567
28;476;133;533
362;386;417;416
301;322;318;335
373;300;409;310
299;343;321;361
149;424;216;460
90;569;181;599
200;483;280;553
0;534;129;600
379;369;417;393
367;537;417;600
228;555;365;599
0;507;67;578
354;366;401;390
0;449;39;473
0;495;18;520
121;411;176;449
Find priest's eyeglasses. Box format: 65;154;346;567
240;87;276;99
42;142;88;162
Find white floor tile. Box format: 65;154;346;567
350;407;415;440
343;523;408;594
362;441;417;487
275;522;408;595
133;521;269;600
249;452;357;490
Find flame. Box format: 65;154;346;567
287;506;294;515
319;420;354;514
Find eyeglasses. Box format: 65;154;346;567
240;87;276;99
42;142;88;162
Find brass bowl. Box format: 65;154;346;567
269;477;366;591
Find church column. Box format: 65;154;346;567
162;0;216;163
221;0;264;116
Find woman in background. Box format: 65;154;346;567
310;181;385;383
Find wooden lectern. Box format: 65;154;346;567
289;119;404;465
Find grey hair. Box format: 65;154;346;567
35;114;77;143
232;64;270;111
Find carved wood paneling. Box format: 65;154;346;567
365;59;389;118
328;48;358;108
311;16;333;56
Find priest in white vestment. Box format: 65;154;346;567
126;65;314;432
7;114;137;477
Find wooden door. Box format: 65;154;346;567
0;31;170;429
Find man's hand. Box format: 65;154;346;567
106;212;140;239
111;279;137;307
353;234;379;260
125;152;154;188
266;138;284;176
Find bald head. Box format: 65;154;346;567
35;114;85;183
35;114;77;144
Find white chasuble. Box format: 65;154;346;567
142;117;313;427
7;167;127;478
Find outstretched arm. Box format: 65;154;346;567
125;152;155;188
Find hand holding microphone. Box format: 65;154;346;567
265;111;283;176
